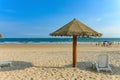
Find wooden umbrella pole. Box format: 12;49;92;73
73;36;77;67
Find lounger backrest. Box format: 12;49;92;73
98;54;108;68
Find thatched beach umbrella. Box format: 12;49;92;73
0;34;2;38
50;18;102;67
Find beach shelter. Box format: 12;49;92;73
50;18;102;67
0;34;2;38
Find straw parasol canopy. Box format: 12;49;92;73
0;34;2;38
50;18;102;67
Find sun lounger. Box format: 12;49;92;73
0;61;12;68
93;54;112;72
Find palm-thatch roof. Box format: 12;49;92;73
0;34;2;38
50;18;102;37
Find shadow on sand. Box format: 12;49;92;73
65;61;120;75
1;61;120;75
65;61;95;72
35;61;120;75
0;61;33;72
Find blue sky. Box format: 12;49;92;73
0;0;120;38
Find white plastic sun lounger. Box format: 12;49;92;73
0;61;12;68
94;54;112;72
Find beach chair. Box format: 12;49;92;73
0;61;12;69
93;54;112;72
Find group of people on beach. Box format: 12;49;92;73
96;41;112;47
102;41;112;47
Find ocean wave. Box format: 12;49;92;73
0;38;120;44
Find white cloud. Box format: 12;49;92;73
100;26;120;34
103;12;120;18
97;25;120;37
96;18;102;22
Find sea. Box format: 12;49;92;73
0;38;120;44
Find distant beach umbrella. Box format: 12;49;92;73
104;41;110;42
50;18;102;67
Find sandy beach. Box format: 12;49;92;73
0;44;120;80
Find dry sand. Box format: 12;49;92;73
0;44;120;80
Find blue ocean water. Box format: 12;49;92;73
0;38;120;44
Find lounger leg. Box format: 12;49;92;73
95;63;100;72
110;68;113;73
98;70;100;72
10;63;13;67
108;65;112;73
96;67;100;72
